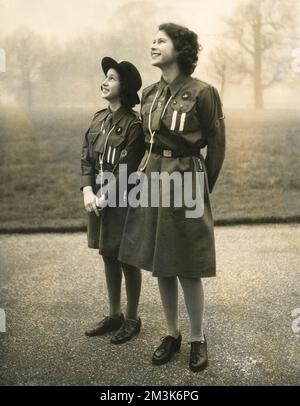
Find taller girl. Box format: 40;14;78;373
119;23;226;372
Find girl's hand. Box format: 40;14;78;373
83;186;99;216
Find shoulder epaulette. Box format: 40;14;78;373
142;81;160;98
93;108;107;117
192;78;212;92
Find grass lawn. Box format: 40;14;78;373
0;105;299;231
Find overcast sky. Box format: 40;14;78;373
0;0;238;50
1;0;300;108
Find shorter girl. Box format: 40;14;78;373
81;57;145;344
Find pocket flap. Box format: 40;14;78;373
88;131;101;145
141;101;158;116
108;131;126;148
171;99;196;113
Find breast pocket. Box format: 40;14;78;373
87;131;101;158
141;95;159;117
141;101;158;133
104;130;127;166
141;102;151;117
164;99;199;134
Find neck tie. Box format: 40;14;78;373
105;113;113;130
151;85;170;132
101;112;112;135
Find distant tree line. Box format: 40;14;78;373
0;0;299;110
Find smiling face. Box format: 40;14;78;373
150;30;178;68
101;68;121;102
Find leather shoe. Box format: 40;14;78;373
189;337;208;372
110;317;141;344
152;333;182;365
85;314;124;337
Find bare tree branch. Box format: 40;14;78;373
238;38;255;56
223;0;298;108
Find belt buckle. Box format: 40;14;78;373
163;149;172;158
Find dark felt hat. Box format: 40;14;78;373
101;57;142;105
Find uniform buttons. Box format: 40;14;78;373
172;100;177;105
182;91;191;100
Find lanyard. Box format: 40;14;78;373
140;89;173;171
99;123;115;196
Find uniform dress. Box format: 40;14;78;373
118;73;226;278
80;106;145;257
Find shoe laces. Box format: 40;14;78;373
190;340;206;357
115;319;137;338
99;315;112;325
157;335;176;348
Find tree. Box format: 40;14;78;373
105;1;163;86
0;1;7;101
205;45;238;99
0;48;6;103
225;0;298;109
4;28;46;109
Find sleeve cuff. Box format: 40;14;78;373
80;175;94;191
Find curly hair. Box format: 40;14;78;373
158;23;202;75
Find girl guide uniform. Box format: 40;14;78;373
119;73;226;278
81;105;145;256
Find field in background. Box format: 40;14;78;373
0;105;299;231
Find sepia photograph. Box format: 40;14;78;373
0;0;299;391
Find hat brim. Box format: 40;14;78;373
101;57;142;106
101;57;120;76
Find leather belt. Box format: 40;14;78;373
146;143;201;158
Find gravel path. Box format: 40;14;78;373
0;225;299;386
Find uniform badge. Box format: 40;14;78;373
117;126;122;134
182;91;191;100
